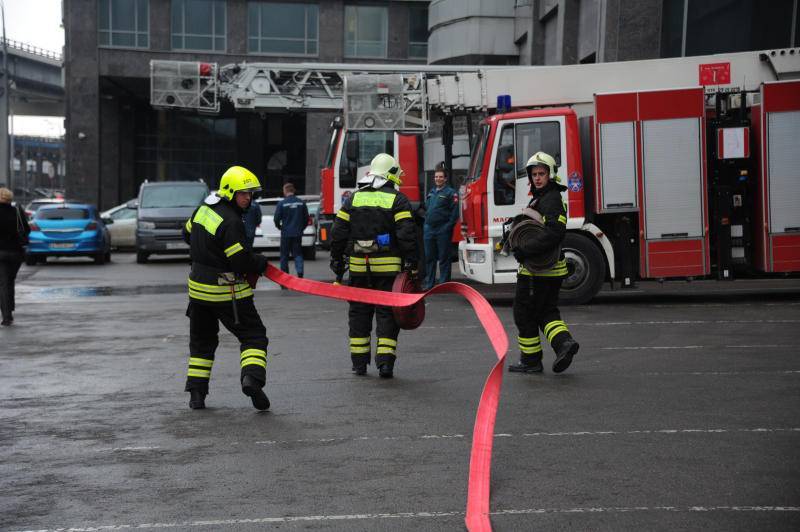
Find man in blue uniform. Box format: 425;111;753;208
273;183;309;278
422;163;459;290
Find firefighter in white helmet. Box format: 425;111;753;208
330;153;419;378
508;151;580;374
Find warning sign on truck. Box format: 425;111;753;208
699;62;731;86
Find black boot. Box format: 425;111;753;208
352;363;367;375
508;358;543;373
242;375;270;411
378;363;394;379
552;339;579;374
189;389;206;409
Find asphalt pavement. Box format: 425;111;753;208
1;251;799;531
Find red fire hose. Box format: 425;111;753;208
264;264;507;531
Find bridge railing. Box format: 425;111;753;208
1;38;62;61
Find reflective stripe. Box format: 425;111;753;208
348;256;402;273
378;338;397;347
193;205;223;235
520;344;543;354
241;348;267;369
350;336;370;344
351;190;396;209
546;325;568;341
368;257;401;265
189;357;214;368
189;287;254;302
241;348;266;359
394;210;412;222
185;219;192;232
543;320;569;342
336;210;350;222
558;215;567;224
241;357;267;368
517;336;540;346
188;279;251;294
349;256;367;264
369;264;401;272
350;346;371;354
519;258;568;277
224;242;244;257
376;346;395;355
187;368;211;378
349;264;368;272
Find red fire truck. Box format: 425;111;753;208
318;49;800;303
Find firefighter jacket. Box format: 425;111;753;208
330;183;417;276
423;185;459;232
182;198;268;304
516;180;568;278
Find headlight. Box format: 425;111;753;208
466;250;486;264
138;220;156;230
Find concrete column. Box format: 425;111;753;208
99;96;119;209
150;0;170;51
305;111;336;195
0;45;8;187
319;0;344;62
227;0;248;55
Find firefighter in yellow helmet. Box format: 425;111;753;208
330;153;419;378
508;152;580;374
181;166;271;410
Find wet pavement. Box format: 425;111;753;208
1;252;799;531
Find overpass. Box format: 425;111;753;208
1;38;65;190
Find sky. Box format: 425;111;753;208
4;0;65;137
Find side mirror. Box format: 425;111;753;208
126;200;138;209
101;217;114;225
345;135;359;162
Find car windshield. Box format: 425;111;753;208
140;185;208;208
37;208;89;220
307;202;319;215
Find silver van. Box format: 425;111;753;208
133;180;209;263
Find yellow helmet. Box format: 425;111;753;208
525;151;558;181
368;153;404;186
217;166;261;201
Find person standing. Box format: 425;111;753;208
330;153;418;378
422;163;459;290
241;198;262;250
273;183;308;279
182;166;270;410
0;188;30;326
508;152;579;374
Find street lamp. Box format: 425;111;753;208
0;0;10;192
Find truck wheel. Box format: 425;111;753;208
136;251;148;264
24;254;37;266
302;246;316;260
559;232;606;305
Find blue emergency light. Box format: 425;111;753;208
497;94;512;112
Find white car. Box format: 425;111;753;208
253;196;318;260
101;200;138;248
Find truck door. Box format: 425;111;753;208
487;117;565;280
756;80;800;272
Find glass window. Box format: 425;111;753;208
248;2;319;55
172;0;226;52
492;121;561;206
98;0;149;48
37;208;89;220
338;130;393;188
466;125;490;183
345;5;388;58
494;126;516;205
408;5;428;59
110;207;138;220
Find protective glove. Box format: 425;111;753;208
402;259;419;278
512;249;528;263
245;272;259;289
330;257;345;277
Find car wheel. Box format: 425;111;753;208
302;246;316;260
24;254;37;266
105;251;111;262
94;252;106;265
136;251;148;264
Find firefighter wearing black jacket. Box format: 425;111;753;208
509;152;580;374
181;166;270;410
330;153;418;378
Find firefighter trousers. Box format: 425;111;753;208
348;275;400;369
184;298;269;394
512;275;574;364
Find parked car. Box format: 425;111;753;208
101;200;138;249
24;198;66;219
253;195;318;260
25;203;112;265
135;180;209;263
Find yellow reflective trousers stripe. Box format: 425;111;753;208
241;348;267;368
187;356;214;379
519;258;568;277
224;242;244;257
543;320;569;342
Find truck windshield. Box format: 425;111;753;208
339;131;394;188
465;125;490;183
141;185;208;208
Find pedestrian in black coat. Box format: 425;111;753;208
0;188;30;326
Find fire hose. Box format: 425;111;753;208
264;263;507;532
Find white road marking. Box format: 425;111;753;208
96;446;161;452
599;344;795;351
12;505;800;531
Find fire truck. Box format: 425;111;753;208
151;49;800;303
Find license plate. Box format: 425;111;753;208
51;242;75;249
166;242;188;250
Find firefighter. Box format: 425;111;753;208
182;166;271;410
330;153;418;378
508;151;580;374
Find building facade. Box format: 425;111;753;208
428;0;799;66
64;0;429;207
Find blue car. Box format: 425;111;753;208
25;203;112;265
